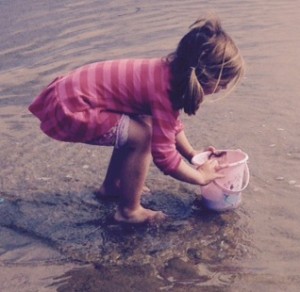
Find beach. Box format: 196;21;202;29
1;0;300;291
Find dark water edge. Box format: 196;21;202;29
1;0;300;291
0;185;252;291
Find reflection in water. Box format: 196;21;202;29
0;190;250;290
0;192;250;263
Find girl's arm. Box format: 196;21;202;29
170;158;224;186
174;131;223;185
175;130;198;162
176;130;217;163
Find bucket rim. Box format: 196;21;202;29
192;149;249;167
221;149;249;167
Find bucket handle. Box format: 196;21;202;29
214;163;250;194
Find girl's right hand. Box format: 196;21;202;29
196;158;226;185
204;145;216;154
189;146;216;163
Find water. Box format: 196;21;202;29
1;0;300;291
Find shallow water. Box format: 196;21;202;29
1;0;300;291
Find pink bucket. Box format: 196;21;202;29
191;149;250;211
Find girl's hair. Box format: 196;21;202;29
166;17;244;115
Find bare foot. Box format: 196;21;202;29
114;205;167;224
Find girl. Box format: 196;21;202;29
29;17;244;224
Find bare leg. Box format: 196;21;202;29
96;116;152;199
96;146;151;198
114;117;166;223
96;147;127;198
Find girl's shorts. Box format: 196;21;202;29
87;114;130;149
29;77;131;149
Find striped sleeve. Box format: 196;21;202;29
149;62;182;175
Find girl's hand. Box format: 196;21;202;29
204;145;216;154
192;146;217;157
188;146;216;164
196;159;226;185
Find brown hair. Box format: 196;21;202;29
166;17;244;115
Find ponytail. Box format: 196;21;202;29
183;67;204;115
166;16;244;115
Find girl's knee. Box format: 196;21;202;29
136;115;152;128
126;118;152;150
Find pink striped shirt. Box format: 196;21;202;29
30;58;184;174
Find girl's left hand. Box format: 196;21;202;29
188;146;216;163
204;145;217;154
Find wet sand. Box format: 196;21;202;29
1;0;300;291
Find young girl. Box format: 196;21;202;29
29;17;244;224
